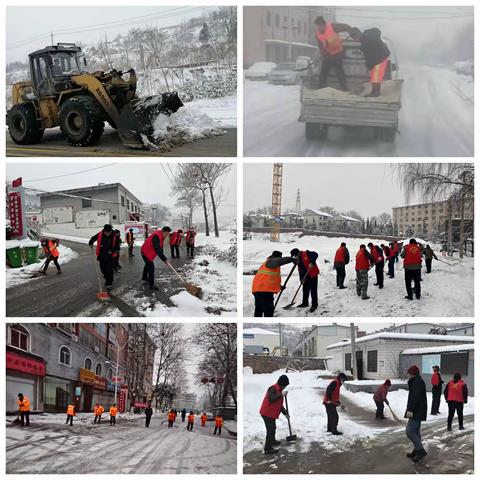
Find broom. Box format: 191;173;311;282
387;403;401;421
166;262;202;298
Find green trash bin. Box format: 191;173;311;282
6;246;23;268
23;243;40;265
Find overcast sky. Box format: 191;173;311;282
6;6;218;63
244;163;419;217
7;162;236;223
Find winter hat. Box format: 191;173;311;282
337;372;347;382
384;379;392;387
103;224;113;232
290;248;300;257
277;375;290;387
453;372;462;382
340;242;346;247
271;251;282;258
407;365;420;376
409;238;417;244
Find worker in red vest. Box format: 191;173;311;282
185;227;197;258
259;374;290;454
355;244;373;300
368;242;384;289
290;248;319;313
252;251;295;317
88;224;116;290
314;16;353;91
430;365;444;415
444;372;468;431
141;226;171;291
373;379;391;419
385;242;396;278
169;229;184;259
392;240;400;263
323;372;347;435
401;239;423;300
40;238;62;275
333;242;350;289
126;228;135;257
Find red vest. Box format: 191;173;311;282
370;246;383;264
355;249;370;271
323;378;341;404
431;372;441;387
334;246;346;264
403;244;422;266
95;232;103;257
169;231;182;246
141;231;165;261
392;242;399;254
186;231;196;245
259;383;284;419
126;231;134;244
301;251;319;277
446;379;465;403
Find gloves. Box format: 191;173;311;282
280;285;286;291
282;389;288;397
284;412;290;419
385;400;390;406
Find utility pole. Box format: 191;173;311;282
278;323;283;354
51;32;54;45
271;163;283;242
295;188;301;214
350;323;357;380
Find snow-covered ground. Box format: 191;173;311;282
244;233;474;317
189;95;237;128
244;368;474;456
6;243;79;288
243;64;474;157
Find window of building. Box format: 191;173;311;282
266;10;271;26
59;346;71;366
121;195;125;207
367;350;378;372
107;368;113;380
84;357;92;370
127;199;130;209
10;325;29;351
95;363;102;376
275;14;280;28
82;197;92;208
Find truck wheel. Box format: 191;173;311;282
7;103;44;145
59;96;105;146
305;122;320;140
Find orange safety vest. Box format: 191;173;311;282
109;406;118;416
94;405;104;415
17;396;30;412
44;239;59;257
67;404;75;416
201;414;207;424
168;411;175;421
188;414;195;423
126;231;134;244
252;261;281;294
215;416;224;427
316;22;343;56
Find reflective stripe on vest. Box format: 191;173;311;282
316;22;343;55
252;261;281;293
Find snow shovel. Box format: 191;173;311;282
283;268;311;310
91;249;110;302
284;395;297;442
387;404;401;421
30;258;48;278
166;262;202;298
273;264;296;312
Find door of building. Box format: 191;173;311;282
83;385;93;412
6;376;35;411
356;351;364;380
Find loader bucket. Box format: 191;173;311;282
117;92;184;149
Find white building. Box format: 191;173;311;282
243;327;280;355
180;392;197;410
303;209;333;230
380;323;474;336
326;333;474;380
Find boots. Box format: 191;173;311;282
366;83;381;97
412;449;427;463
406;450;416;458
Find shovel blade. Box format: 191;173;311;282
286;435;297;442
185;283;203;299
282;303;295;310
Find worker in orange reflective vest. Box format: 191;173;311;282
17;393;31;427
187;411;195;431
252;251;295;317
167;409;175;428
94;403;104;424
40;238;62;275
66;403;75;426
213;414;224;435
401;239;424;300
109;404;118;426
314;16;353;91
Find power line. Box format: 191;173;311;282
20;163;117;183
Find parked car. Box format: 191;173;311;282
245;62;277;80
454;60;474;77
268;62;299;85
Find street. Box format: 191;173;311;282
6;128;237;157
6;416;237;474
6;240;193;317
243;64;474;157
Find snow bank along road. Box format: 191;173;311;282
6;416;236;474
244;370;474;474
243;64;473;157
243;234;474;317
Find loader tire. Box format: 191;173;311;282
7;103;44;145
59;96;104;147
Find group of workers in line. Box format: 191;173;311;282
252;239;439;316
259;367;468;463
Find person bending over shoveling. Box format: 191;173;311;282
290;248;320;313
252;251;295;317
140;226;171;291
373;379;391;419
259;374;290;454
323;372;347;435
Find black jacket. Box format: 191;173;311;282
145;407;153;416
405;375;427;421
360;28;391;70
265;256;294;269
89;231;115;261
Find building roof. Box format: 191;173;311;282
326;332;474;350
39;182;143;206
304;209;333;218
243;328;278;336
402;344;474;355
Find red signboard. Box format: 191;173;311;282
118;388;128;413
134;402;149;408
12;177;22;188
6;351;45;376
94;376;106;391
8;192;24;237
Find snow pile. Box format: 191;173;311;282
243;233;474;317
6;244;79;288
244;369;382;454
180;72;237;101
188;95;237;128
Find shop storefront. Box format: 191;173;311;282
44;375;75;412
78;368;111;411
6;348;45;412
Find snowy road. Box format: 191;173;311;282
6;417;236;474
243;65;474;157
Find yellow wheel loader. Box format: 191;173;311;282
7;43;183;148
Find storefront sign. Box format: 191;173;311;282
6;351;45;376
79;368;96;384
94;375;106;391
134;402;149;408
8;191;24;237
118;388;128;412
75;386;82;396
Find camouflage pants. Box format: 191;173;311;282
356;270;369;299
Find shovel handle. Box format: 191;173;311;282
274;263;296;311
285;395;294;436
166;261;186;284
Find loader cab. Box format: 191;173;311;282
29;44;87;97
